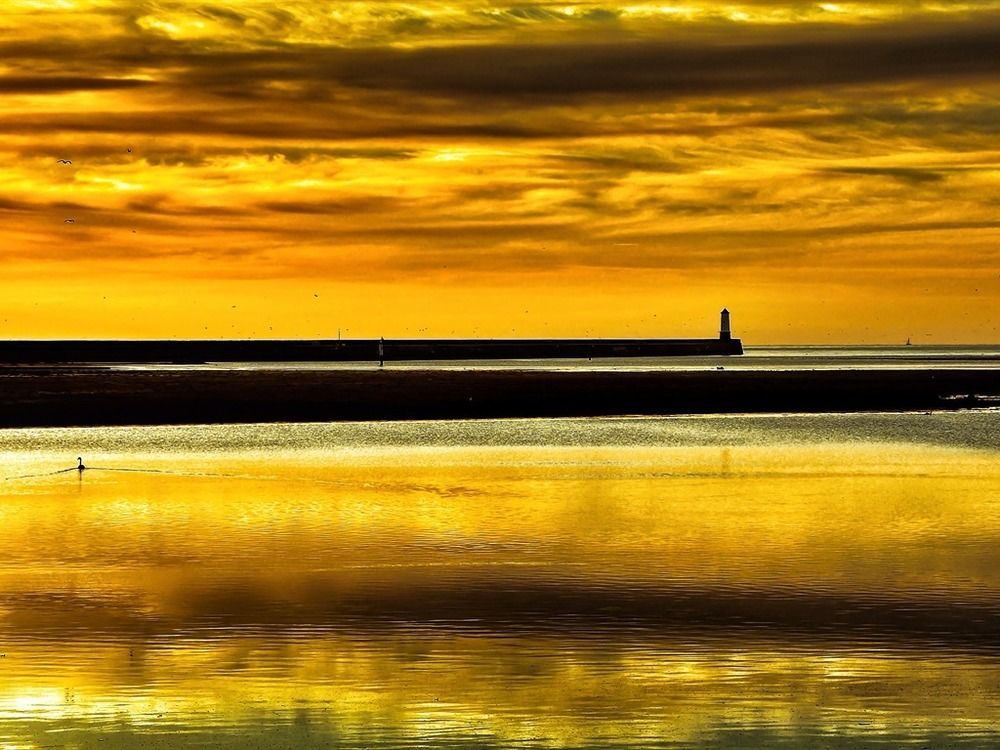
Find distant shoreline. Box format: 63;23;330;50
0;367;997;428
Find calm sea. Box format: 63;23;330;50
1;412;999;748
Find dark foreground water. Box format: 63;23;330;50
1;412;999;748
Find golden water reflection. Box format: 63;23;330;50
1;415;999;747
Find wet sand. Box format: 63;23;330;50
0;367;997;427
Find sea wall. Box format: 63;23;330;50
0;338;743;364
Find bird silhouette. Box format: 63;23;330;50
64;218;75;223
57;159;72;165
77;457;86;472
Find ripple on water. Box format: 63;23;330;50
0;413;999;748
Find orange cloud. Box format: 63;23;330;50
0;2;997;341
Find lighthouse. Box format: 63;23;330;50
720;308;732;341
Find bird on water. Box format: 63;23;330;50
77;457;86;472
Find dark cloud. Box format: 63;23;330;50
603;218;1000;252
1;16;998;147
0;195;93;213
257;196;404;215
125;197;244;217
820;166;949;184
0;196;37;212
545;148;685;173
310;21;1000;100
449;182;541;202
191;5;256;26
2;142;419;165
473;4;621;25
4;17;999;105
1;4;997;296
0;76;153;94
861;103;1000;136
0;110;574;141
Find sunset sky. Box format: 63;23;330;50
1;1;998;342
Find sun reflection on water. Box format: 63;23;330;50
1;414;999;747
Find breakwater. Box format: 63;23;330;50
0;337;743;364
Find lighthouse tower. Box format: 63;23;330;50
720;308;732;341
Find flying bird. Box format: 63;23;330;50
64;218;75;223
57;159;72;164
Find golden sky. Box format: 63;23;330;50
1;0;998;342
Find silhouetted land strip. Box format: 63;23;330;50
0;337;741;363
0;368;996;427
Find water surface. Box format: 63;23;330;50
1;413;999;748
